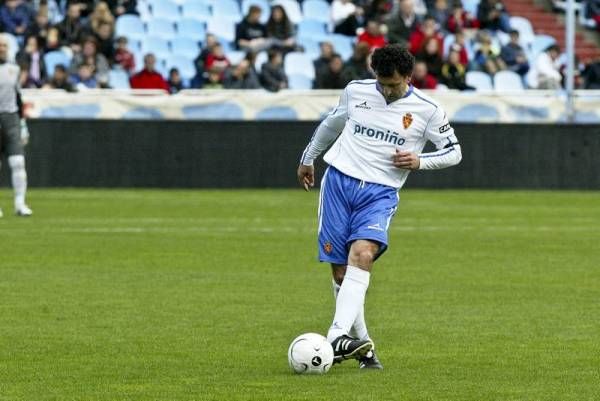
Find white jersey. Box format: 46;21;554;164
301;79;461;189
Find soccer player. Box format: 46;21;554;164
0;36;32;217
297;44;461;369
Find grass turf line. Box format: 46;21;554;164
0;189;599;401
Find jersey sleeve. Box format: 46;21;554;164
418;106;462;170
299;87;349;166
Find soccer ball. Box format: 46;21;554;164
288;333;334;374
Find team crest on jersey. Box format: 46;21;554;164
323;242;333;254
402;113;413;129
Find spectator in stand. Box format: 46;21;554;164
260;49;288;92
235;5;271;53
409;15;443;56
583;59;600;88
357;20;387;50
44;26;61;52
16;35;46;88
584;0;600;30
194;33;218;75
204;43;230;81
386;0;418;45
341;41;373;84
416;36;443;77
105;0;138;17
69;36;110;86
314;41;336;73
411;59;437;89
25;8;50;48
57;3;87;49
113;36;135;73
222;59;261;89
332;0;365;36
472;31;505;75
43;64;75;91
95;21;114;61
129;53;169;90
168;68;184;94
203;67;224;89
266;5;296;53
430;0;450;28
314;53;345;89
446;1;480;33
69;0;95;18
477;0;510;32
70;61;98;89
500;29;529;76
365;0;393;23
89;2;115;36
526;44;562;89
441;49;474;90
0;0;33;37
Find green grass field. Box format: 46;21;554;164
0;189;599;401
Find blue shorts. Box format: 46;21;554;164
318;166;399;265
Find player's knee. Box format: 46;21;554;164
349;243;378;268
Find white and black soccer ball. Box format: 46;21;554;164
287;333;334;374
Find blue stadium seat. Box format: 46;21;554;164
177;18;207;40
288;74;313;89
146;18;177;40
297;19;328;40
466;71;493;91
302;0;330;24
328;34;354;61
115;15;145;41
297;36;320;59
141;36;171;59
241;0;270;23
109;69;131;89
149;0;180;21
123;107;165;119
207;17;236;43
256;106;298;120
509;16;535;46
226;50;246;65
166;55;196;80
493;70;524;91
182;2;212;21
171;37;200;59
453;104;500;122
212;0;242;23
43;50;72;76
284;52;315;79
461;0;479;15
272;0;303;24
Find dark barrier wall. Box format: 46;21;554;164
1;120;599;189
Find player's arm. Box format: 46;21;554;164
297;88;348;190
417;107;462;170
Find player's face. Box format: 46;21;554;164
377;71;410;103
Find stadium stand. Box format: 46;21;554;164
1;0;599;93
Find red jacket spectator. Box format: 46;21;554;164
129;54;169;91
357;20;387;50
409;16;444;56
446;8;480;33
412;61;438;89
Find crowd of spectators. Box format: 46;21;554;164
0;0;599;93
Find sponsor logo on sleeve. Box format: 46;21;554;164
439;123;451;133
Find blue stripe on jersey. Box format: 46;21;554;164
412;92;438;109
420;147;456;158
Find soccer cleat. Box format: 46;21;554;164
331;335;374;362
15;205;33;217
359;349;383;370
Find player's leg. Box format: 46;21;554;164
327;240;376;360
331;263;371;342
2;113;31;216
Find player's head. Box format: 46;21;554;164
370;44;415;103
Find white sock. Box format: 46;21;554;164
8;155;27;210
327;265;370;343
332;279;370;341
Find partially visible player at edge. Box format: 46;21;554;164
0;36;32;217
297;44;461;369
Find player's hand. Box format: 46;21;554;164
392;150;420;170
297;164;315;191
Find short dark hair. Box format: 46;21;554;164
370;44;415;77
